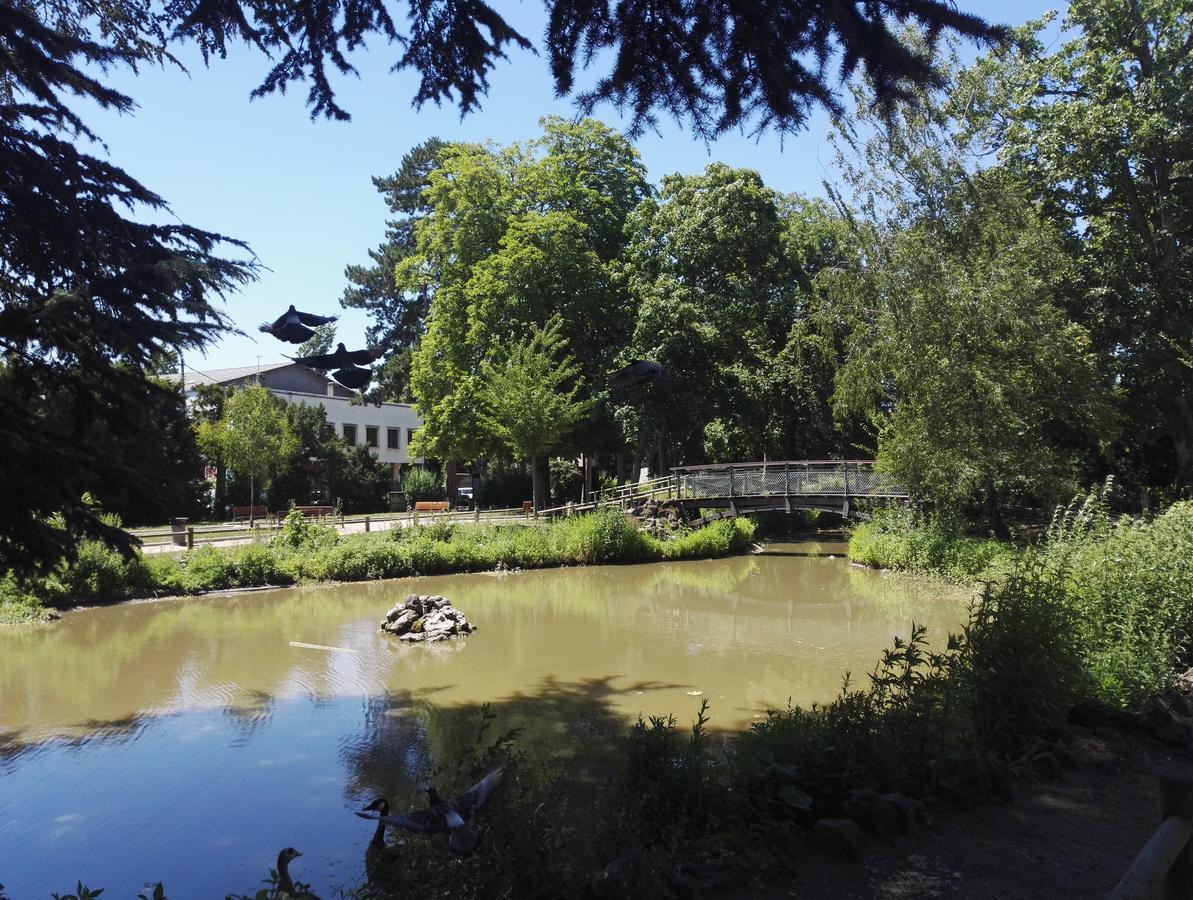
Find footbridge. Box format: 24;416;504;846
576;460;909;524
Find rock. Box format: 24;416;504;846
811;818;865;860
883;793;929;829
1025;751;1063;780
930;756;1000;808
844;789;900;835
1068;699;1136;730
380;594;476;643
1163;688;1193;717
1138;696;1193;746
588;851;673;900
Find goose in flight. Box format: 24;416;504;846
289;343;385;372
609;360;670;390
355;767;503;857
259;306;339;344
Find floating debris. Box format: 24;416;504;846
289;641;358;654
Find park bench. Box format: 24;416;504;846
288;505;336;522
414;501;450;513
231;505;269;523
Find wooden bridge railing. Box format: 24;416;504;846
671;460;908;501
1110;765;1193;899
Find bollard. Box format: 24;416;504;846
474;505;480;522
365;516;371;533
186;526;194;550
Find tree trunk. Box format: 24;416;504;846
249;473;256;526
615;451;626;486
215;463;227;518
985;477;1010;541
531;454;543;512
445;459;458;506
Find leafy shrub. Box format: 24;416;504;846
551;507;656;564
848;507;1013;581
660;517;756;560
273;505;337;550
177;545;235;592
549;457;582;504
1043;495;1193;705
402;466;443;503
0;576;50;623
229;542;291;586
42;538;135;604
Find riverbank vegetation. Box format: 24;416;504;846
0;509;755;623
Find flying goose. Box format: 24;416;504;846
259;306;339;344
355;767;503;857
288;343;385;372
609;359;670;390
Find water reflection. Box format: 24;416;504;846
0;543;967;896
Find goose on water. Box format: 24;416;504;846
258;306;339;344
355;767;503;857
360;798;403;881
275;847;321;899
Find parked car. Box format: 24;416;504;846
456;487;475;510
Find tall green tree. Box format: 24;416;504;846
478;322;594;510
196;386;298;523
964;0;1193;494
341;137;447;401
405;117;648;468
828;172;1114;534
620;164;855;470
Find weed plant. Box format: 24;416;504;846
847;506;1015;581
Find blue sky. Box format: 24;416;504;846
84;1;1062;374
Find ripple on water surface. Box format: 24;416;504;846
0;542;967;897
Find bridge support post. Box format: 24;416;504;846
842;499;850;519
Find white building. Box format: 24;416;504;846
180;362;424;480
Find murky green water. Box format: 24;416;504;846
0;543;966;897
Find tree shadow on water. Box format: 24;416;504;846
340;674;689;805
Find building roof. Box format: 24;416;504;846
176;361;307;390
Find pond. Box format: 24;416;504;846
0;542;967;897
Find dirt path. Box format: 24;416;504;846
752;731;1185;898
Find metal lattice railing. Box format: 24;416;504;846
672;461;907;501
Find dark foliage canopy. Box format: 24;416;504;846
0;3;254;572
172;0;1006;133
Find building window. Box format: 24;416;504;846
407;428;417;446
343;424;357;446
366;426;379;448
387;428;399;449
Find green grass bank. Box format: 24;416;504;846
0;508;756;623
